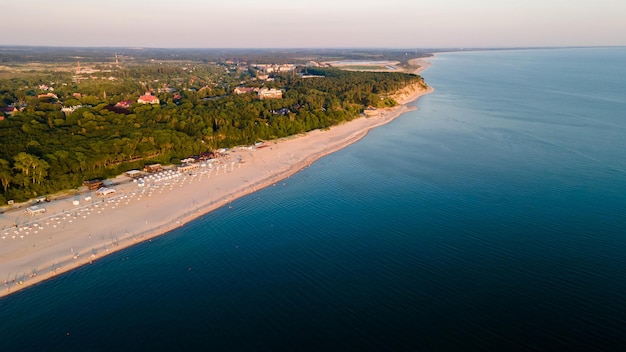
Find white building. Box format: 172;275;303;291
26;205;46;216
258;88;283;100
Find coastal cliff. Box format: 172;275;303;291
391;81;430;105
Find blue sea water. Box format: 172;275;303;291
1;48;626;351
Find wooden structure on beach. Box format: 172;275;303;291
83;179;104;190
143;164;163;173
177;163;200;173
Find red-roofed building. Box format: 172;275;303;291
37;93;58;100
137;92;160;104
115;100;134;109
0;106;17;117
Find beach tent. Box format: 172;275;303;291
95;187;117;197
125;170;143;178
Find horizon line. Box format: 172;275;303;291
1;45;623;51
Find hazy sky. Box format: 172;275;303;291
5;0;626;48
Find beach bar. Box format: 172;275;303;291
177;163;200;173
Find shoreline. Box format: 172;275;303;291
0;62;434;299
408;56;433;75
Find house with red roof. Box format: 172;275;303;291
0;106;17;117
115;100;134;109
37;93;58;100
137;92;160;104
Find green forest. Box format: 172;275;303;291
0;62;425;204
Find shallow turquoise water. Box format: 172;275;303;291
1;48;626;351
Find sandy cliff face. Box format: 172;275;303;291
390;81;429;105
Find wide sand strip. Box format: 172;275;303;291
0;67;433;298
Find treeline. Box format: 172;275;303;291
0;46;431;65
0;67;424;204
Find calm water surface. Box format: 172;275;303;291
1;48;626;351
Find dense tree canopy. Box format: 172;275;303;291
0;62;425;204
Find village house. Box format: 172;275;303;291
37;93;58;100
272;108;290;115
234;87;257;95
115;101;134;109
258;88;283;100
254;64;296;73
300;73;325;79
61;105;83;114
157;87;176;94
0;106;17;117
137;92;160;104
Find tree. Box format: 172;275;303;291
0;55;426;200
13;152;48;184
13;152;36;176
33;159;49;184
0;158;11;192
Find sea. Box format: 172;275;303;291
1;47;626;351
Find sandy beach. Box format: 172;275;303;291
409;57;433;75
0;64;433;298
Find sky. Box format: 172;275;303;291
4;0;626;48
